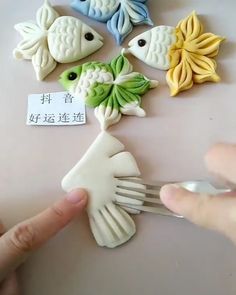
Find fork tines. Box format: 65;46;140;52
115;178;182;218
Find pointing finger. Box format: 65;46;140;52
0;189;87;282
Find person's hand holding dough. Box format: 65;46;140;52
0;189;87;295
161;143;236;244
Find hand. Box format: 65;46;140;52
0;189;87;294
160;143;236;244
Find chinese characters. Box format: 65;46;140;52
27;91;86;126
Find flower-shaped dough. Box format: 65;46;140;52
128;11;225;96
62;131;144;248
59;53;158;129
71;0;153;44
13;0;103;80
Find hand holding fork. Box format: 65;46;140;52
117;143;236;245
160;143;236;245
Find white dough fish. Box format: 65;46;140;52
47;16;103;63
13;0;104;80
127;26;177;70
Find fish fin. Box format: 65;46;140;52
95;105;122;130
32;45;57;80
125;0;153;26
89;203;136;248
120;104;146;117
107;8;133;45
36;0;59;30
111;152;141;177
94;92;121;130
113;85;144;116
110;54;133;78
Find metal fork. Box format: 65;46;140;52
115;178;231;218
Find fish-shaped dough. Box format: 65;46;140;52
59;53;158;130
71;0;153;44
62;131;145;248
127;11;225;96
72;0;119;22
13;0;103;80
128;26;177;71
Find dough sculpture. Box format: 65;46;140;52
13;0;103;80
59;53;158;129
62;131;145;248
127;11;225;96
71;0;153;44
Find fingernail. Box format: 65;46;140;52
66;189;87;204
160;184;180;203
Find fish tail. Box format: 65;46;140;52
89;203;136;248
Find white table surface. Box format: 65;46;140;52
0;0;236;294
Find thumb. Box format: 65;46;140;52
160;184;236;242
0;189;87;282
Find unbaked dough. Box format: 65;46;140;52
62;131;145;248
127;11;225;96
71;0;153;44
13;0;103;80
59;53;158;129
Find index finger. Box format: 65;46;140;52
0;189;87;282
205;143;236;185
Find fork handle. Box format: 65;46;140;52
179;181;231;195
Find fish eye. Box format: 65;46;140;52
138;39;146;47
85;32;94;41
68;72;77;81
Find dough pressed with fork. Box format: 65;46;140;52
62;131;144;248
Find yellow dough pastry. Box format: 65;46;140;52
127;11;225;96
